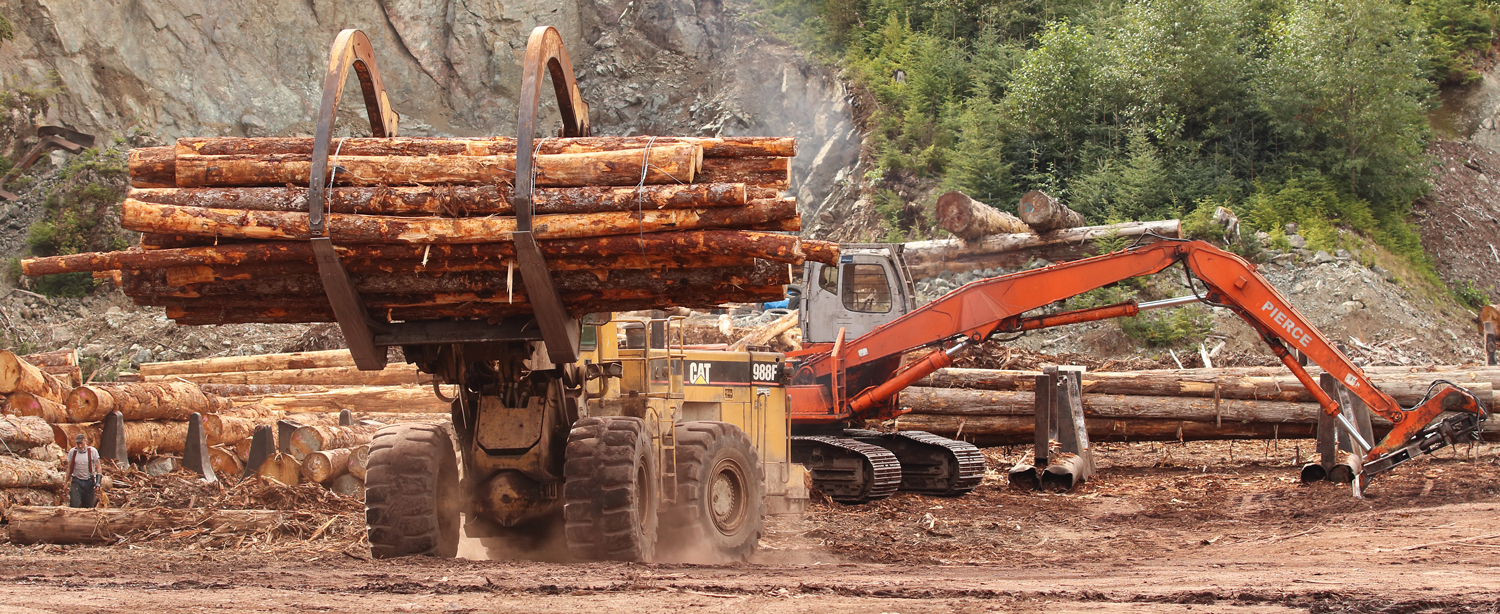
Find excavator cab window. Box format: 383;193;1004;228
841;263;893;313
818;263;839;295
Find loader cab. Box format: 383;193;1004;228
800;244;916;343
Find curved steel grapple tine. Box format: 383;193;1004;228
513;25;590;365
306;28;400;371
309;29;400;234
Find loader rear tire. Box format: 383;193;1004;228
563;416;658;562
660;421;763;562
365;424;461;558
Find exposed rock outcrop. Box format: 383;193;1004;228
0;0;860;223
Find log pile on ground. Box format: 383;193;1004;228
21;136;840;325
903;219;1182;279
2;466;366;549
114;350;452;496
0;416;67;506
20;349;82;387
897;365;1500;447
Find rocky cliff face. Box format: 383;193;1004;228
0;0;859;218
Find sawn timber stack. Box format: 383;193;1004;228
24;135;833;326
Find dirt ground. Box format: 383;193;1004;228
2;440;1497;613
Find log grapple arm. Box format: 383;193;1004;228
793;239;1486;477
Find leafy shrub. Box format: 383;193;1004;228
1120;305;1213;347
1455;279;1493;308
1;257;19;285
33;272;94;298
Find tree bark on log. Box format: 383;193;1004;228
902;387;1323;423
20;349;77;368
204;414;257;445
934;191;1031;240
301;447;355;484
915;368;1496;407
288;425;377;460
0;489;59;507
170;135;795;158
801;240;840;265
4;506;290;545
0;415;56;449
119;198;796;243
256;453;301;486
64;382;233;423
144;252;779;287
1016;190;1085;233
348;444;369;481
158;285;785;324
0;351;71;402
147;364;431;387
0;455;66;490
124;259;788;300
202;384;328;398
25;230;808;276
695;157;791;188
38;365;83;388
141;350;357;376
893;413;1321;447
901;220;1181;278
172;145;700;188
7;392;70;424
51;417;251;456
128;147;176;188
128;182;749;216
249;386;451;414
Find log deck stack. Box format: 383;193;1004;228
896;365;1500;447
22;136;836;325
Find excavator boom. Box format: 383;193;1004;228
789;239;1486;485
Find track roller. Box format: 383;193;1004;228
790;435;902;504
846;430;985;497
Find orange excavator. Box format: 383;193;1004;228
786;237;1488;502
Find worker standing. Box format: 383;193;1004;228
66;433;100;508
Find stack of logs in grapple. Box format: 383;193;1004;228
24;136;835;325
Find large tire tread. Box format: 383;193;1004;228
563;416;658;562
365;423;460;559
660;421;763;562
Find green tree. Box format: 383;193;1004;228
1258;0;1434;209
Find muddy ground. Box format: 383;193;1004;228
2;440;1496;613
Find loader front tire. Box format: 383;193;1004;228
365;424;461;558
660;421;763;562
563;416;658;562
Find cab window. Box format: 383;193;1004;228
580;323;597;351
841;263;892;313
818;263;839;294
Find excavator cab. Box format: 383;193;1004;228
800;244;917;343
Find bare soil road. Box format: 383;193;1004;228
0;441;1496;613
